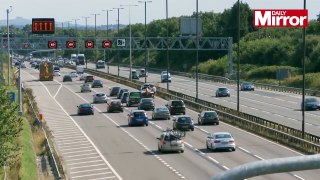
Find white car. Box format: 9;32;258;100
81;83;92;92
206;132;236;152
79;73;88;81
70;71;78;78
53;70;61;76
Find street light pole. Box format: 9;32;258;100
82;16;90;37
102;9;113;74
121;4;138;81
166;0;169;90
18;58;22;116
72;18;80;55
138;1;152;83
91;13;100;38
302;0;307;138
7;6;12;86
113;7;124;77
237;0;240;112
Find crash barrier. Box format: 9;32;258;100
66;65;320;154
108;63;320;96
25;89;63;180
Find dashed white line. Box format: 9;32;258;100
208;157;219;164
293;175;305;180
254;155;264;160
222;166;229;170
238;147;250;154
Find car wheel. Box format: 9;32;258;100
180;150;184;153
206;142;209;149
92;113;94;115
183;112;186;115
191;128;194;131
198;120;201;125
158;145;161;151
145;123;148;126
211;145;215;152
232;148;236;151
216;122;219;125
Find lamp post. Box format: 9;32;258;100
301;0;307;138
91;13;100;38
166;0;169;90
121;4;138;81
7;6;12;86
138;1;152;83
82;16;90;37
102;9;113;74
72;18;80;55
195;0;199;101
237;0;240;112
113;7;124;77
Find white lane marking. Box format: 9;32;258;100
238;147;250;154
70;167;110;174
22;71;123;180
67;156;101;162
58;138;88;143
63;149;96;155
56;140;88;145
254;155;264;160
72;172;113;179
68;159;104;166
54;84;63;98
52;130;80;135
70;163;107;170
61;146;92;151
56;135;85;140
222;166;229;170
293;175;305;180
208;157;219;164
88;176;117;180
66;152;98;158
59;143;89;148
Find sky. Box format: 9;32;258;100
0;0;319;26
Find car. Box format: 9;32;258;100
121;92;129;104
93;92;108;103
198;111;219;125
301;97;320;111
107;99;124;113
76;65;84;74
117;88;129;99
138;69;148;77
165;100;186;115
157;129;185;153
53;66;60;72
126;91;142;107
31;62;37;68
172;115;194;131
70;71;78;78
161;71;170;76
216;87;230;97
20;63;26;68
81;83;92;92
161;73;171;83
138;98;155;111
96;60;106;69
14;61;20;67
130;70;139;80
35;64;40;70
79;73;88;81
63;75;72;82
206;132;236;152
85;75;94;83
53;70;61;76
152;106;170;120
241;82;255;91
127;110;148;126
77;103;94;115
109;86;121;96
91;80;103;88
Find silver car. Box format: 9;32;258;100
93;92;108;103
157;129;185;153
152;106;170;120
81;83;92;92
206;132;236;152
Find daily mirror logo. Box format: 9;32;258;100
253;9;308;27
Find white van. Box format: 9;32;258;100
76;65;84;74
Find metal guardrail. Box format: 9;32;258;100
25;90;63;180
66;64;320;154
108;63;320;96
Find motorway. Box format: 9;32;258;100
21;64;320;180
87;63;320;136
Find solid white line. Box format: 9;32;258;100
72;172;113;179
293;175;305;180
238;147;250;154
71;167;110;174
254;155;264;160
222;166;229;170
70;163;107;170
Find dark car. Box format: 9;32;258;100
138;98;155;111
53;66;60;71
77;103;94;115
152;106;170;120
130;70;139;80
165;100;186;115
126;91;142;107
138;69;148;77
301;97;320;111
117;88;129;99
85;75;94;83
91;80;103;88
110;86;121;96
198;111;219;125
63;75;72;82
173;115;194;131
127;110;148;126
121;92;129;104
241;82;255;91
35;64;40;69
216;87;230;97
107;99;124;113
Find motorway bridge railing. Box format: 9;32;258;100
65;65;320;154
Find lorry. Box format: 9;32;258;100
70;54;77;64
77;54;85;65
39;62;53;81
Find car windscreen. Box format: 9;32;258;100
129;92;141;98
164;135;180;141
156;108;169;112
80;104;91;108
97;61;105;65
219;88;228;92
215;134;232;139
177;117;191;123
96;93;105;97
172;101;183;106
133;112;145;117
204;112;217;117
306;98;318;102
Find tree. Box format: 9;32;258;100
0;85;23;166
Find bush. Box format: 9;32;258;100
245;66;300;80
